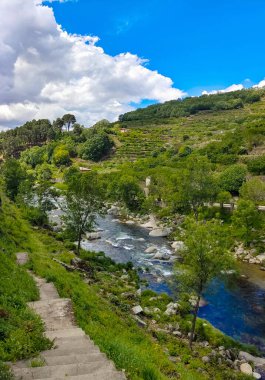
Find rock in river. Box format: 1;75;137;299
145;246;158;254
86;232;101;240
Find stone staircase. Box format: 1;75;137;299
12;255;126;380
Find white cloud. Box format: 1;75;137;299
202;84;244;96
0;0;184;130
253;79;265;89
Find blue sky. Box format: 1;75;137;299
1;0;265;129
46;0;265;95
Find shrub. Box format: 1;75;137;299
0;362;13;380
52;146;71;167
80;133;113;162
247;156;265;175
218;165;247;194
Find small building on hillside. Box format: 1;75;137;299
120;128;129;133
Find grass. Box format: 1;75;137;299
0;193;254;379
0;195;52;378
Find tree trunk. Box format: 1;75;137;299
189;295;201;350
77;230;82;255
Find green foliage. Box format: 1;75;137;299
178;146;192;157
0;119;55;158
218;164;247;194
2;159;27;201
177;218;234;347
52;145;71;166
216;191;232;205
0;362;14;380
232;200;264;245
120;88;263;121
79;133;113;161
62;114;76;132
0;200;51;362
240;178;265;204
62;171;105;253
170;156;218;217
247;155;265;175
20;146;48;168
108;175;145;212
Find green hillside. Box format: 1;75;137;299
110;89;265;163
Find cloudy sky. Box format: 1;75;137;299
1;0;265;130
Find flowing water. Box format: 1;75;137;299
49;206;265;354
80;215;265;353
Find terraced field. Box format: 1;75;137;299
111;100;265;162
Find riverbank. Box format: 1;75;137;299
107;204;265;269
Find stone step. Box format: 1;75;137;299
45;328;85;340
13;362;115;380
42;345;100;358
43;319;75;330
28;299;71;310
52;336;96;351
38;283;59;300
12;353;108;368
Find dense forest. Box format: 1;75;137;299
119;88;264;121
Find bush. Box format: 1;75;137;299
21;146;47;168
218;165;247;194
0;362;13;380
52;146;71;167
240;178;265;204
80;133;113;162
247;156;265;175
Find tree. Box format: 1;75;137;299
72;123;84;136
79;133;113;162
2;159;26;201
240;178;265;204
63;172;105;254
110;175;145;212
216;191;231;209
232;200;263;245
178;218;234;349
218;164;247;194
20;146;47;168
53;118;64;135
247;156;265;175
171;156;218;219
62;114;76;132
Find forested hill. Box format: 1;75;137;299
119;88;264;122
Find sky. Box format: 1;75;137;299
1;0;265;129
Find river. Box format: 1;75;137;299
80;214;265;354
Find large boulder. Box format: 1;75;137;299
86;232;101;240
141;215;158;229
171;241;185;252
149;228;171;238
239;351;265;367
240;363;253;376
107;205;120;216
132;305;143;315
256;253;265;264
153;252;170;261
